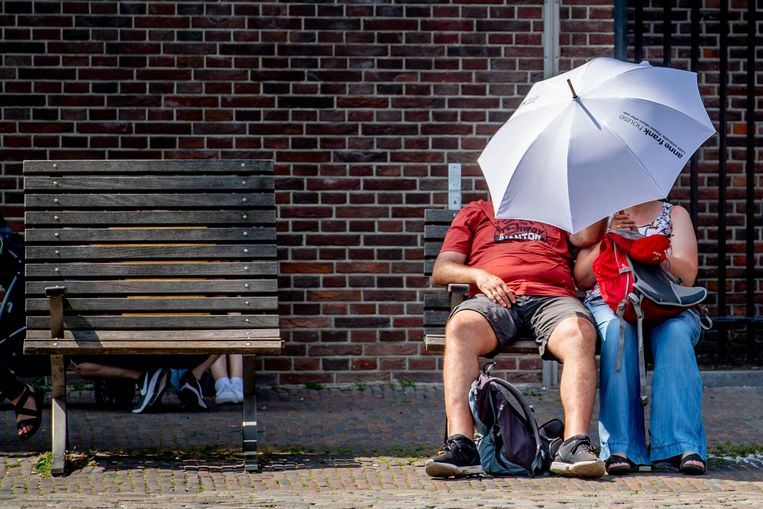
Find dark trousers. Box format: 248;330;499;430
0;357;26;401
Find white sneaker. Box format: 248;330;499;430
230;377;244;403
215;383;238;405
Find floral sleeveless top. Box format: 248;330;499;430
585;202;673;302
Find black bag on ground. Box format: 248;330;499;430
468;362;563;476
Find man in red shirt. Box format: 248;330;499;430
425;200;607;479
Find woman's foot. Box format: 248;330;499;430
13;385;44;441
605;454;639;475
679;452;706;475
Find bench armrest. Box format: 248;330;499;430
446;283;469;310
44;286;67;339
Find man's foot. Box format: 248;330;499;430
178;371;208;411
424;434;483;478
549;434;606;479
132;367;169;414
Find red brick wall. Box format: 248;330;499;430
0;1;615;385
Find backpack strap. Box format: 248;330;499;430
697;305;713;331
614;239;632;374
627;293;648;406
616;300;627;372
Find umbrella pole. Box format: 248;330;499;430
566;79;578;99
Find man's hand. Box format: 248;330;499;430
474;270;516;308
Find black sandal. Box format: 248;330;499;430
14;385;43;441
605;454;639;475
679;453;706;475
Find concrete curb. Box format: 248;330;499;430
699;369;763;387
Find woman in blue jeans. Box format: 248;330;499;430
574;199;707;475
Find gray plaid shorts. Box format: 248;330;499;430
450;294;594;360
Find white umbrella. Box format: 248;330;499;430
478;57;716;233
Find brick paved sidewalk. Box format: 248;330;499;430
1;383;761;508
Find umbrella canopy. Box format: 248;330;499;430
478;57;716;233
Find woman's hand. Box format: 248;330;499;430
610;211;638;232
474;270;516;308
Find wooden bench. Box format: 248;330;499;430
22;159;281;474
423;208;559;387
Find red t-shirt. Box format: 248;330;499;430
439;200;577;298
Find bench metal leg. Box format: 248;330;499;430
50;355;67;475
542;360;559;388
242;355;259;472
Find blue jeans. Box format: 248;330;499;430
586;299;707;465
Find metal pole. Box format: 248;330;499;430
634;2;643;63
690;3;700;227
717;0;729;361
544;0;560;79
663;1;672;66
744;0;756;362
613;0;627;61
543;0;561;388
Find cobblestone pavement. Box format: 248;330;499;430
0;383;761;508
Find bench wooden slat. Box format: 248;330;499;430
24;175;273;191
25;327;283;355
26;296;277;313
424;334;538;354
25;210;276;226
26;244;277;260
23;159;273;175
28;315;280;330
424;224;452;239
26;329;282;341
23;341;283;355
424;310;451;327
424;209;460;222
25;227;276;243
27;280;276;295
25;192;274;209
26;261;277;278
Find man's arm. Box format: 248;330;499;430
432;251;516;308
569;218;607;248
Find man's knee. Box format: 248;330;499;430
445;310;497;357
548;316;598;361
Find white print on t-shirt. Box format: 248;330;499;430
493;220;548;243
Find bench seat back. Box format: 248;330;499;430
23;159;281;355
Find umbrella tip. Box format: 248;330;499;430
566;79;578;100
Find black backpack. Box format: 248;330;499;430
468;362;563;477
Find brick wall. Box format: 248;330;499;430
625;1;762;364
1;1;617;385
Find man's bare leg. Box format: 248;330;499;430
426;310;497;478
546;315;605;478
443;310;499;437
